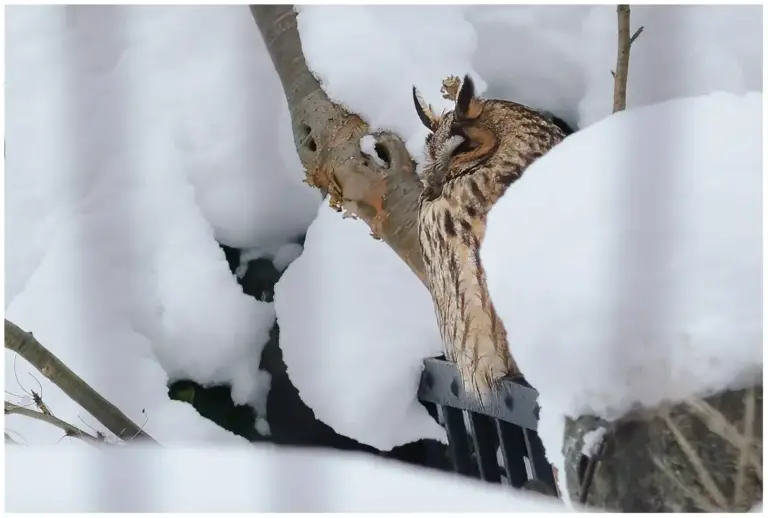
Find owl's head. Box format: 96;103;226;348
412;75;497;186
412;75;565;201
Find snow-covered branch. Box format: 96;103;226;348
250;5;428;284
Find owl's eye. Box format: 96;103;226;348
451;139;478;157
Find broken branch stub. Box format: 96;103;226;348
441;75;462;101
250;5;427;284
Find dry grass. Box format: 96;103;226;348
655;388;761;511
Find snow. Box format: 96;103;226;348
4;6;321;444
360;135;388;168
298;6;760;153
274;204;446;450
581;427;607;458
117;6;321;250
236;243;305;278
467;5;762;128
5;443;570;513
481;92;762;490
289;4;761;455
272;243;305;272
296;5;487;162
5;3;763;494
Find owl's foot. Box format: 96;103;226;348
457;353;508;405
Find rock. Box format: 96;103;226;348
563;385;763;512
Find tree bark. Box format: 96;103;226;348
250;5;427;284
612;5;643;113
612;6;631;113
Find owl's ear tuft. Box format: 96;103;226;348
455;74;483;121
413;86;439;132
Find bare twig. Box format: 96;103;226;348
579;446;602;503
685;398;762;479
5;432;22;445
13;355;35;403
127;409;150;441
4;319;159;444
733;387;756;508
5;429;28;445
78;415;108;441
661;411;728;509
578;427;611;504
612;5;644;113
5;401;105;448
653;456;720;512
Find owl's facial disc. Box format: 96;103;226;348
442;134;466;157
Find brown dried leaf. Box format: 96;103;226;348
441;75;462;101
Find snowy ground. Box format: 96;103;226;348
482;91;762;498
4;4;763;506
5;443;570;512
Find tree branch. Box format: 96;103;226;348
612;5;643;113
5;401;105;448
4;319;159;444
250;5;427;284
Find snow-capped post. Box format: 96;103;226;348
4;319;158;444
612;5;644;113
249;5;428;284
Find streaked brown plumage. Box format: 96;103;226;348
413;75;566;399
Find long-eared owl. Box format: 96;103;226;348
413;75;566;400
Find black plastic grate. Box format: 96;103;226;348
418;357;558;495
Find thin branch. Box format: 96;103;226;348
579;433;607;504
5;432;22;445
612;5;643;113
685;398;762;479
5;429;28;445
661;411;728;509
5;401;104;448
78;415;108;440
733;387;756;508
4;319;159;444
652;456;720;512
